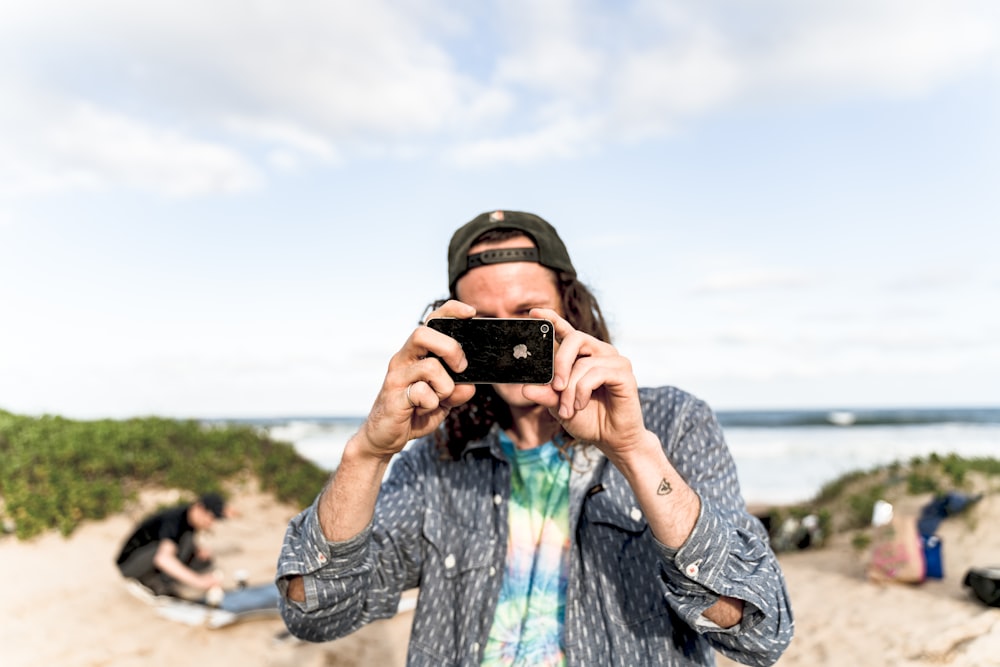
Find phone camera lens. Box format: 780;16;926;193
540;324;550;334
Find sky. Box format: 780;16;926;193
1;1;998;420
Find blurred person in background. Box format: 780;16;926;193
116;492;228;596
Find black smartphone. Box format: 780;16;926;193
426;317;554;384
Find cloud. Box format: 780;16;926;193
758;1;998;97
448;114;604;165
662;321;999;355
452;1;1000;155
0;93;261;197
223;117;339;162
0;0;996;195
621;320;1000;392
691;268;811;294
0;1;486;197
491;0;607;96
884;268;975;292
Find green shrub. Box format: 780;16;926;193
846;484;886;530
851;532;872;551
0;408;329;539
761;453;1000;548
906;472;939;495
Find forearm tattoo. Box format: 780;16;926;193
657;479;673;495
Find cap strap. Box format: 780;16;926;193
465;247;539;271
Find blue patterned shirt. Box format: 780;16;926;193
276;386;794;666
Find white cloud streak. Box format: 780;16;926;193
1;0;996;196
691;268;811;293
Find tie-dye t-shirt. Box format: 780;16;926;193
482;432;571;667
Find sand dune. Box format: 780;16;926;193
2;488;998;666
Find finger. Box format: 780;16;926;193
393;325;469;377
399;361;447;410
420;362;478;409
424;299;476;323
528;308;612;392
520;383;560;412
403;360;474;412
529;308;574;390
551;329;598;396
532;307;615;356
532;306;592;338
402;380;448;413
404;381;421;410
423;328;470;377
558;354;634;419
441;384;476;409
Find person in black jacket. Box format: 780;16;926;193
116;492;228;596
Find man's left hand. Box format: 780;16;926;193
521;308;652;465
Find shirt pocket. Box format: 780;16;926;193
416;508;497;657
582;491;670;627
422;508;494;578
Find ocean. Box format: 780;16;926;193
241;407;1000;506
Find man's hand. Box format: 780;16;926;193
521;309;746;629
152;540;223;592
357;300;477;461
316;300;478;543
521;308;650;466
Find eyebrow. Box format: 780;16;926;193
476;302;551;318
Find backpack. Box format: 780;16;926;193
867;513;925;584
963;567;1000;607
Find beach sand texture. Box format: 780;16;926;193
2;487;998;667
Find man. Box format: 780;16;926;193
277;211;793;666
116;492;227;596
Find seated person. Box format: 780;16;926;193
115;492;227;596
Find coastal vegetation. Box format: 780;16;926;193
765;452;1000;552
3;407;998;552
0;409;329;540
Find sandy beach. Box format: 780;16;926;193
3;484;998;667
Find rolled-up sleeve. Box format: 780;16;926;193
647;388;794;665
275;499;381;642
276;447;428;643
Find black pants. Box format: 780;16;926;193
118;533;210;595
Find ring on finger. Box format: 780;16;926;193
405;383;417;408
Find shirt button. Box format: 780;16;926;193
489;566;496;576
493;494;503;505
444;554;456;569
630;507;643;521
472;642;481;654
317;553;327;564
685;563;700;577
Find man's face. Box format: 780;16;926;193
454;235;562;411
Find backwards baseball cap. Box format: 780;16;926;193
198;492;226;519
448;210;577;291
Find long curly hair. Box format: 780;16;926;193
434;229;611;460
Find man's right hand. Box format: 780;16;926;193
357;300;477;461
196;571;225;591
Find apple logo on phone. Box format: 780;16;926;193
513;344;531;360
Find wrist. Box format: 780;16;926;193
611;431;701;548
605;430;664;477
343;429;395;466
318;437;388;542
